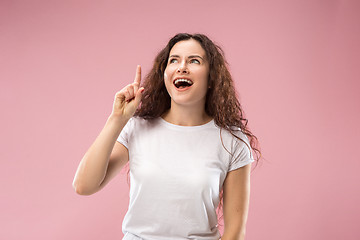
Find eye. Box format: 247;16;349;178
169;58;178;64
190;59;200;64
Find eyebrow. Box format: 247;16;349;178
169;54;205;60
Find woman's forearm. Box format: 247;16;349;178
72;115;128;195
221;230;246;240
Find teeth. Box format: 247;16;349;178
174;78;193;85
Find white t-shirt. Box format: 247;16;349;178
117;117;254;240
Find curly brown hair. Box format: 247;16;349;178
124;32;262;228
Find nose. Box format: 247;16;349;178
176;63;188;74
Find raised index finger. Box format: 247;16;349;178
134;65;141;85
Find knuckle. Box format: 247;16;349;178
116;90;125;96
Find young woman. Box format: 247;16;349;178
73;33;261;240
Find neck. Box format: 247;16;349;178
161;102;212;126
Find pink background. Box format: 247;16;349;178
1;0;359;239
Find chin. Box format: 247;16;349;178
171;97;205;108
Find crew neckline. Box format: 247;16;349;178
159;117;215;130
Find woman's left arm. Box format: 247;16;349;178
221;163;252;240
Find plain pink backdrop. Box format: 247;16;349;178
1;0;359;239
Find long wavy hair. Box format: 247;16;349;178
123;33;262;227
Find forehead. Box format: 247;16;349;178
169;39;206;57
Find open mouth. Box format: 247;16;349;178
173;78;193;89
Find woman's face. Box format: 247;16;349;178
164;39;210;109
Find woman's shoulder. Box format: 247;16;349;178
219;125;250;145
128;116;162;129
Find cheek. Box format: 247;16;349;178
164;67;175;84
198;70;209;86
164;70;172;90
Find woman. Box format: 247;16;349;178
73;33;261;240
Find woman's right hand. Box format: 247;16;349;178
111;65;144;120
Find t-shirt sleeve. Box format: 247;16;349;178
228;130;255;172
116;117;134;149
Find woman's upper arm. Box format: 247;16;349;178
98;141;129;191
